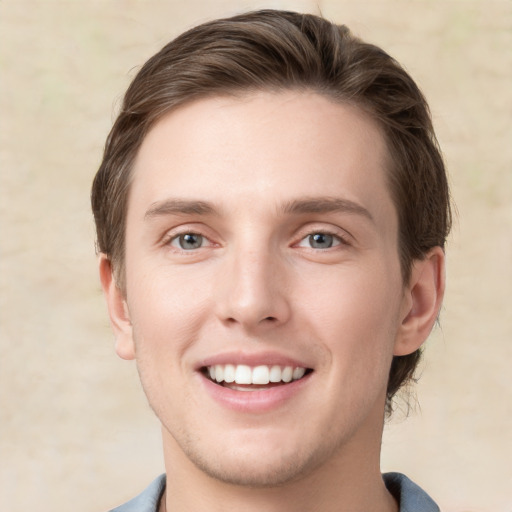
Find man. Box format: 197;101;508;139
92;9;451;512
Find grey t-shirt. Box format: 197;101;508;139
109;472;440;512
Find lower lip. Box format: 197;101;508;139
199;372;312;413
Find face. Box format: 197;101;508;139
110;91;416;486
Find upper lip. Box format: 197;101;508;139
196;350;313;370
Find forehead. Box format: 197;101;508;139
129;91;394;224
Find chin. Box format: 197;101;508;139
191;452;318;488
177;429;334;488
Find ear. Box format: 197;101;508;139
394;247;446;356
98;254;135;360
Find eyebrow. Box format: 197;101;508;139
282;197;374;222
144;196;373;222
144;199;217;219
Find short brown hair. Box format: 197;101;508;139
91;9;451;411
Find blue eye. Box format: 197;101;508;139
172;233;204;250
298;232;341;249
309;233;334;248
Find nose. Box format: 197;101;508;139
214;246;291;331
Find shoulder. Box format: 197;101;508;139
383;472;440;512
109;474;166;512
107;472;435;511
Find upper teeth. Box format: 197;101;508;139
207;364;306;385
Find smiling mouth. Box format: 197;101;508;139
202;364;312;391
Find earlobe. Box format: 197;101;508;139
394;247;446;356
98;254;136;360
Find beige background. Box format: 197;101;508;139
1;1;511;511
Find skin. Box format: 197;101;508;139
100;91;445;512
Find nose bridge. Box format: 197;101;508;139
216;240;290;328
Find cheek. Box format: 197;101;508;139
297;257;402;325
126;265;213;359
296;262;402;369
126;273;209;413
